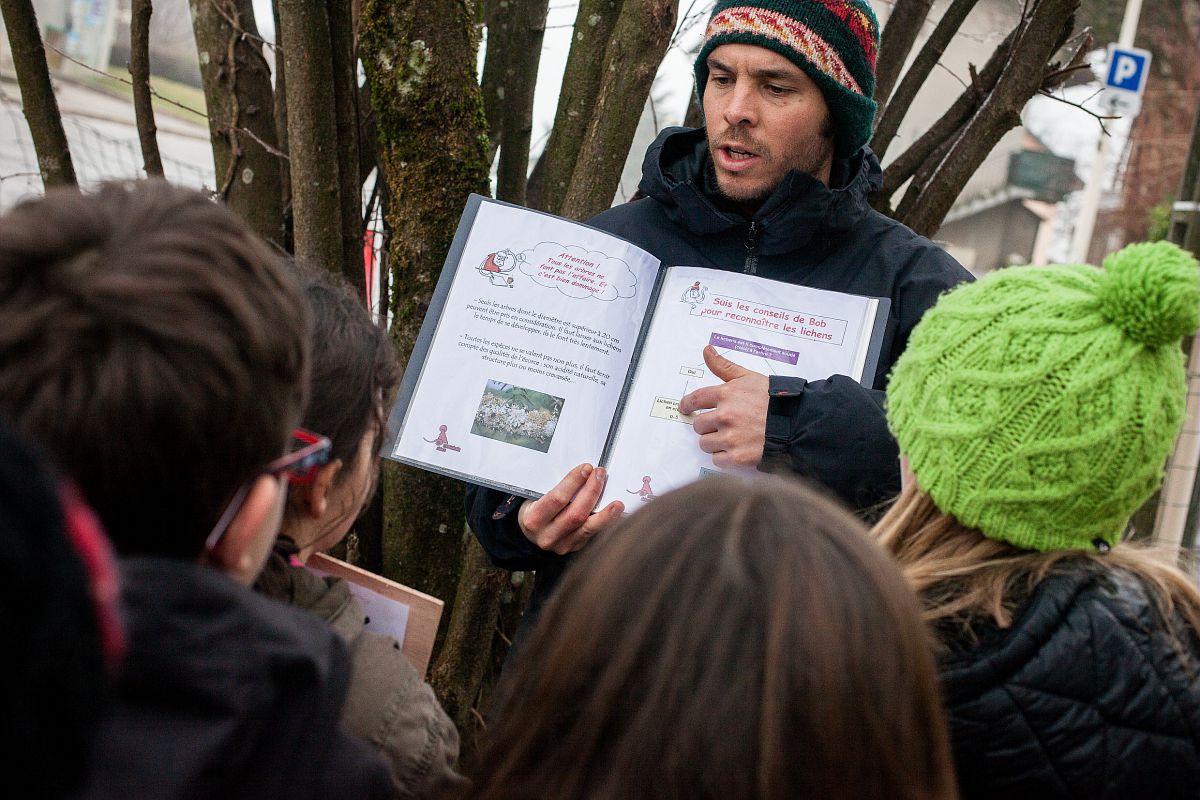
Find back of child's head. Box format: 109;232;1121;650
0;417;121;798
887;241;1200;553
292;262;399;469
468;475;956;800
0;181;310;559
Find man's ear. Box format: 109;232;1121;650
299;459;343;520
208;474;285;585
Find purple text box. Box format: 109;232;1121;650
709;333;799;365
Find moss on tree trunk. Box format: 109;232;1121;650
360;0;493;669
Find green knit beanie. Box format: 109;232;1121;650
693;0;880;158
887;242;1200;552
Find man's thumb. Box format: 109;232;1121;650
704;345;746;382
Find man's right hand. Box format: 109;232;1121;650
516;463;624;555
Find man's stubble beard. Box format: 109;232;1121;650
707;120;835;209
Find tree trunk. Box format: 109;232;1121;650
874;0;933;111
329;0;365;293
870;0;979;162
895;0;1078;236
130;0;164;177
0;0;76;186
536;0;622;214
558;0;677;220
494;0;550;204
192;0;283;244
428;535;510;751
271;0;291;223
682;89;704;130
360;0;489;638
277;1;343;272
480;0;508;166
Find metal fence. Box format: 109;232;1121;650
0;79;213;209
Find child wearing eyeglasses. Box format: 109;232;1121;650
255;264;465;799
0;182;393;800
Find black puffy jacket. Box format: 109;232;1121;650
941;564;1200;799
466;127;970;629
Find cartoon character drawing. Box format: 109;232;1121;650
626;475;655;502
680;280;706;308
478;248;525;288
423;424;462;452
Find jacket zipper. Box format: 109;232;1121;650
743;221;760;274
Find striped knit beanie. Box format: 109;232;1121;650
887;242;1200;552
694;0;880;158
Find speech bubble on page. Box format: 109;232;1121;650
518;241;638;301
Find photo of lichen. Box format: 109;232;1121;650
470;379;564;453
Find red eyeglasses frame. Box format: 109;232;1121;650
203;428;332;553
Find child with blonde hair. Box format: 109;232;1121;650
876;241;1200;798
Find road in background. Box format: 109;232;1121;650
0;72;214;209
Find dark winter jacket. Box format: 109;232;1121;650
256;540;466;800
76;557;394;800
941;564;1200;799
466;127;970;628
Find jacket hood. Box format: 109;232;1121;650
255;540;364;644
119;557;346;711
636;126;882;255
89;557;392;800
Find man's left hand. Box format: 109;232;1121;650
678;345;769;467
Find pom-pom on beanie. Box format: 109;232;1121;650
887;241;1200;552
693;0;880;158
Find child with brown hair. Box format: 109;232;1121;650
255;264;464;799
465;475;958;800
0;182;392;800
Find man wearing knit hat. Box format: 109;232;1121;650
468;0;971;628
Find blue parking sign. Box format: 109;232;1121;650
1104;44;1151;95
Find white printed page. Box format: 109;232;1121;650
391;200;659;497
600;266;879;508
306;569;410;647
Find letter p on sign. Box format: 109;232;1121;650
1104;44;1150;93
1101;44;1151;117
1113;55;1138;85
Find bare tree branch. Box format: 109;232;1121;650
228;121;289;159
46;44;207;118
206;0;278;50
874;0;933;110
496;0;550;205
192;0;283;244
534;0;622;213
271;0;291;216
871;0;979;161
480;0;508;165
330;0;364;293
877;25;1018;202
1037;88;1118;135
558;0;678;220
1040;26;1092;89
896;0;1080;236
0;0;76;186
131;0;165;177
